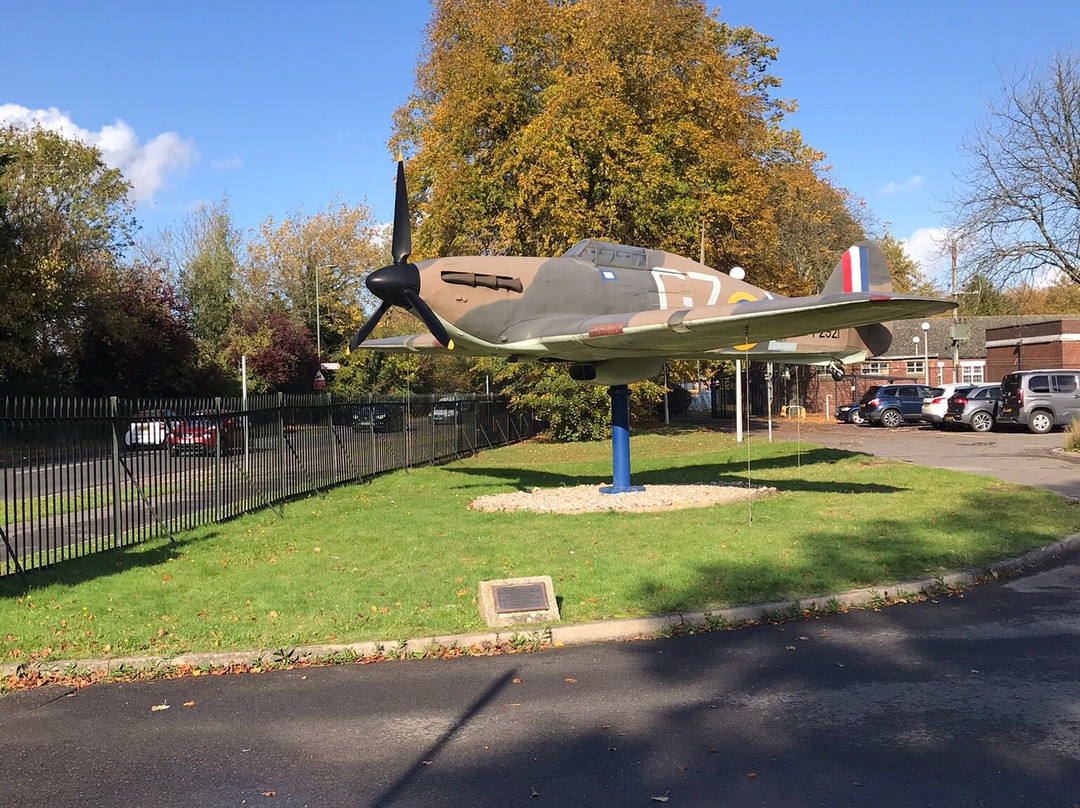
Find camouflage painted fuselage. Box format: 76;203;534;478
406;239;888;364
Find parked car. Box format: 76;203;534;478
942;383;1000;432
165;411;240;456
997;369;1080;434
431;396;476;425
835;385;883;425
353;403;405;433
920;384;966;428
859;384;936;428
124;409;178;448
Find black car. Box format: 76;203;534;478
353;404;406;433
836;385;883;425
860;384;936;428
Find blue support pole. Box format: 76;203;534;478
600;384;644;494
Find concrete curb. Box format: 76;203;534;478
6;532;1079;682
1051;447;1080;466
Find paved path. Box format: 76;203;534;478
771;420;1080;499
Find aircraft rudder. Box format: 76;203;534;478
822;241;893;296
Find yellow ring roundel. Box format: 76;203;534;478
727;291;758;350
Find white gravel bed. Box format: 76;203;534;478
468;482;776;514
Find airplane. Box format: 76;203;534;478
349;162;956;491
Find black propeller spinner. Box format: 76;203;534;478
349;161;452;352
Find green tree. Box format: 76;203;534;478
876;231;933;295
75;263;200;396
244;201;388;362
174;198;241;354
475;358;664;442
957;273;1018;317
0;125;135;392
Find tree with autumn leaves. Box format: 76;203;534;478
384;0;891;432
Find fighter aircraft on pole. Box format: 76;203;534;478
349;162;956;491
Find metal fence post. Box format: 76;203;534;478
277;392;286;502
326;392;336;485
214;396;223;522
110;396;122;548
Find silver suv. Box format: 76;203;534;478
997;369;1080;433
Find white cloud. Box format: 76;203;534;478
901;226;955;280
879;175;925;196
0;104;198;202
211;156;244;171
876;174;928;195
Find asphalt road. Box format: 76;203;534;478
3;553;1080;807
771;419;1080;499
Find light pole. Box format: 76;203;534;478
315;264;339;359
913;335;921;382
921;321;931;384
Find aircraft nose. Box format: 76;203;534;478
366;262;420;306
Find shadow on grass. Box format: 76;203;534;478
0;529;221;599
624;486;1076;617
444;447;903;496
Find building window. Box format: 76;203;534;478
960;362;985;384
861;361;889;375
906;360;925;376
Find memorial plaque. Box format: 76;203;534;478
494;583;549;614
478;575;560;628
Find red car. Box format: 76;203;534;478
165;411;240;456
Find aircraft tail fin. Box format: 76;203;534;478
821;241;893;296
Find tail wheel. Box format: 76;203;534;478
971;411;994;432
1028;410;1054;434
850;409;866;425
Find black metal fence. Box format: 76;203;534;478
0;394;535;577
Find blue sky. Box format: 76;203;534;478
4;1;1078;283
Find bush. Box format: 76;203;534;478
1065;418;1080;453
477;359;665;442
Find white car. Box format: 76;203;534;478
920;385;964;428
124;410;177;447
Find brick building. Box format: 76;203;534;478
985;318;1080;381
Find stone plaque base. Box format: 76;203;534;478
478;575;560;629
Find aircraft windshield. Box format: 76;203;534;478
564;239;648;271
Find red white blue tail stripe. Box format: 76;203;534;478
841;245;869;293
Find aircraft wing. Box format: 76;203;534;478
361;292;956;359
517;292;955;358
361;333;452;353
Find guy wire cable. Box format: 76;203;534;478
744;333;753;526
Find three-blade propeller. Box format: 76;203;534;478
349;161;452;352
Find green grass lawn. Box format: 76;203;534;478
3;428;1078;665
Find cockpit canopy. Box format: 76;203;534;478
564;239;649;271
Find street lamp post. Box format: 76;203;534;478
921;321;931;385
